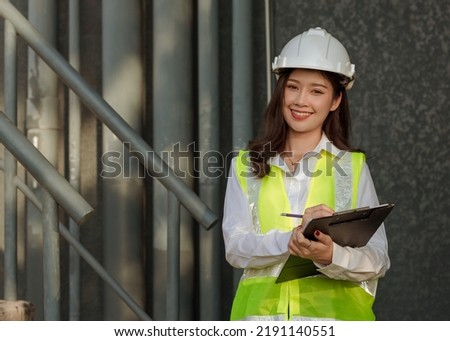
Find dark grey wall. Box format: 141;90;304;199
269;0;450;320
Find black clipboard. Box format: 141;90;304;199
302;203;394;247
275;255;320;283
275;203;394;283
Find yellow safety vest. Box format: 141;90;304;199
231;149;376;321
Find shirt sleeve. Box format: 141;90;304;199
317;162;391;282
222;157;292;269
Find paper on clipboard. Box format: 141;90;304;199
275;203;394;283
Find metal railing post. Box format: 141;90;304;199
68;0;81;321
102;0;145;320
3;16;18;300
42;189;60;320
166;192;180;320
231;0;252;292
264;0;273;104
232;0;253;151
26;0;59;320
198;0;222;320
153;0;196;319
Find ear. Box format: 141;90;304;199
330;92;342;112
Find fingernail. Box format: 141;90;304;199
314;230;320;237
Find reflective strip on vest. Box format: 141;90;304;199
231;149;376;321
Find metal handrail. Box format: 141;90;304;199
0;0;218;230
0;158;152;321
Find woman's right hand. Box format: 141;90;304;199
300;204;334;229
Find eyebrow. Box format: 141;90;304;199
287;78;329;88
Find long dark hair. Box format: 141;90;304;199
247;68;357;177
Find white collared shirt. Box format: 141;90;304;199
222;134;390;282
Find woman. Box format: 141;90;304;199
222;27;390;320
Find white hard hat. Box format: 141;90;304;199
272;27;355;89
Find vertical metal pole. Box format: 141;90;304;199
231;0;252;289
153;0;194;321
26;0;58;319
232;0;253;151
198;0;221;320
102;0;145;320
264;0;273;104
42;190;60;321
26;0;59;165
68;0;81;321
3;16;18;301
166;192;180;320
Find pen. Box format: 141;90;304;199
280;213;303;218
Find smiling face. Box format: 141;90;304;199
283;68;342;142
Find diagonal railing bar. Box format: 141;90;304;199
0;158;152;321
0;0;218;230
0;111;94;224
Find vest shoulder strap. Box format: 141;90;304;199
350;151;366;208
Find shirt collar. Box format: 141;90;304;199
268;132;344;169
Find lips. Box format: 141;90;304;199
290;109;313;120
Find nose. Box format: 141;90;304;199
294;89;307;105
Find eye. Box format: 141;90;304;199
286;83;299;91
312;89;325;95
